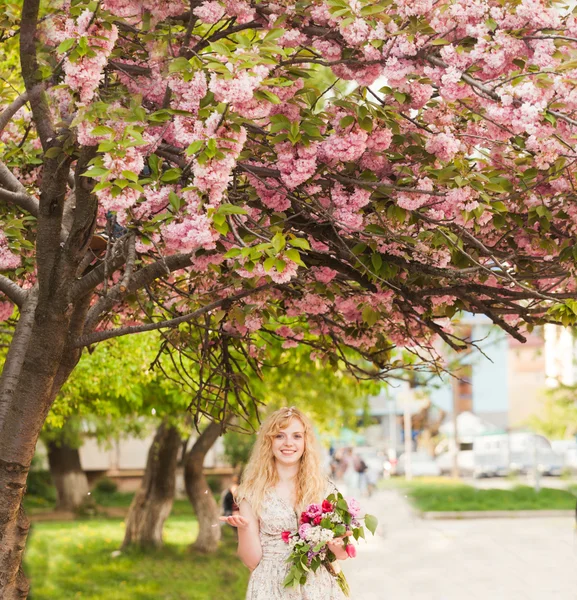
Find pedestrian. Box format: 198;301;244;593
223;474;240;517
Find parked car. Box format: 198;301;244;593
395;451;441;477
550;440;577;472
435;450;474;476
473;432;564;478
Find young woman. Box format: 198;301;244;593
220;407;352;599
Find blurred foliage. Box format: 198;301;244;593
528;384;577;440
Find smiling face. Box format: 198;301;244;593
271;417;306;466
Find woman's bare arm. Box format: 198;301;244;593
220;500;262;570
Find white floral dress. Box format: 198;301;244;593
246;488;348;600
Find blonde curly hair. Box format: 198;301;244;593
236;407;327;516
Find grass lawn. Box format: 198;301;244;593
393;480;577;512
25;516;249;600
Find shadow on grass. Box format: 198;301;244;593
25;517;248;600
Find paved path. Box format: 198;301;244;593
341;490;577;600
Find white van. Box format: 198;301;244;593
473;432;564;478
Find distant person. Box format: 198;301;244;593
354;454;369;496
223;475;240;517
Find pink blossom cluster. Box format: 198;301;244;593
209;64;270;104
102;146;145;178
290;293;331;316
161;213;219;252
247;173;291;212
101;0;187;24
311;266;337;284
56;11;119;103
193;1;225;24
168;71;208;113
275;142;318;189
425;132;461;162
193;125;247;205
319;129;368;164
0;232;19;270
396;178;434;211
222;0;255;23
95;186;141;218
0;301;13;322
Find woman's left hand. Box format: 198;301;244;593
327;530;353;560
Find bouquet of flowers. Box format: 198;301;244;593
282;491;377;597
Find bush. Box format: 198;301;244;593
93;477;118;495
206;475;222;495
26;470;55;502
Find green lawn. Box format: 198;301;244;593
24;517;249;600
23;491;197;517
397;481;577;512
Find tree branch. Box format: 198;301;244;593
0;276;27;307
0;187;39;217
75;284;272;347
0;90;28;136
20;0;55;150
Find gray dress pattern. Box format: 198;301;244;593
246;489;348;600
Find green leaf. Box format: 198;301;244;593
81;167;110;177
216;204;248;215
210;41;231;56
91;125;115;136
360;4;387;15
44;147;62;159
168;57;191;73
289;237;310;250
365;513;378;536
121;170;138;182
275;259;286;273
285;248;305;266
339;115;355;129
169;191;182;211
57;38;76;53
160;168;182;182
272;232;286;253
263;257;276;272
224;248;241;259
186;140;204;155
362;306;378;327
371;253;383;271
431;38;451;46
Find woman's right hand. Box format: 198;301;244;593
219;515;250;529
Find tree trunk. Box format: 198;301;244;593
184;422;223;554
122;421;181;549
0;295;90;597
46;440;89;512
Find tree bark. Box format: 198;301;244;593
122;421;182;549
184;422;223;554
0;296;90;597
46;440;89;512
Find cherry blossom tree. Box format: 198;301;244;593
2;0;577;594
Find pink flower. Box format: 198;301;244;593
298;523;312;538
0;302;14;322
0;232;20;270
281;530;292;543
322;500;333;513
345;543;357;558
193;1;225;24
345;497;361;518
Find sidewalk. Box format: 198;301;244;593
342;489;577;600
